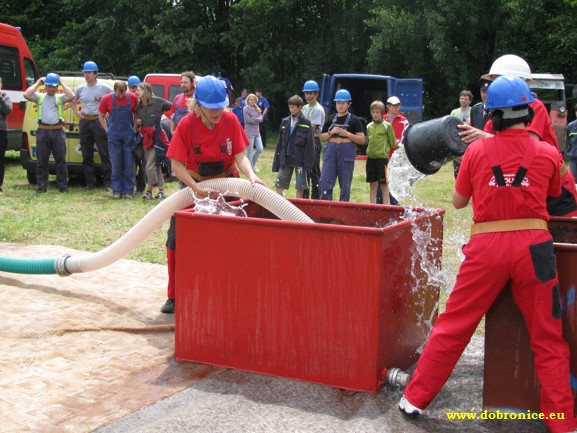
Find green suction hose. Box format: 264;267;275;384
0;256;65;275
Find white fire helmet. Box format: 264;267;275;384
481;54;533;82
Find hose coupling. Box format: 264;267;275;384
387;368;411;388
54;254;72;277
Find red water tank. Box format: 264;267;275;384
174;199;444;392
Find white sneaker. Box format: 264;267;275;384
399;395;423;418
254;166;260;173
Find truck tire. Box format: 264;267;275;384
26;169;37;184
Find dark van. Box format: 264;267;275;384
320;73;423;155
320;73;423;125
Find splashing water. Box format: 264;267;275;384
387;145;471;341
194;193;248;217
396;207;449;344
404;210;447;289
389;144;458;290
388;144;427;207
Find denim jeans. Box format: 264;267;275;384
109;132;135;195
570;158;577;182
246;134;263;169
319;141;356;202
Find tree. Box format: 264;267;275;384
367;0;577;117
367;0;500;116
230;0;374;126
5;0;577;120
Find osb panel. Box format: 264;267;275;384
0;243;219;433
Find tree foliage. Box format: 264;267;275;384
2;0;577;120
230;0;373;123
367;0;577;115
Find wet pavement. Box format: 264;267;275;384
95;335;547;433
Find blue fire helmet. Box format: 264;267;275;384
82;61;98;72
302;80;320;92
44;73;60;87
333;89;352;102
485;75;534;112
194;76;229;109
127;75;141;86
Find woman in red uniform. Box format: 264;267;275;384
400;76;576;433
160;76;266;314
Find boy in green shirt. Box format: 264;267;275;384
366;101;396;204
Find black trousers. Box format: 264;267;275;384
79;118;111;188
0;130;7;187
36;128;68;189
302;136;321;199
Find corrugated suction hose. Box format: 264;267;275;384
0;179;314;276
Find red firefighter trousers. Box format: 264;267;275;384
404;229;576;433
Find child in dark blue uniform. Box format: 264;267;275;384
272;95;315;198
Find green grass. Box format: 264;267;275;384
0;148;472;292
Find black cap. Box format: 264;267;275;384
478;78;491;91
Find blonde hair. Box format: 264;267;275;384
246;93;261;112
187;98;200;115
186;97;218;116
136;82;154;108
370;100;386;114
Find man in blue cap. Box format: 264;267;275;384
301;80;325;199
400;75;577;433
127;75;140;93
24;73;74;193
127;75;145;193
71;60;113;191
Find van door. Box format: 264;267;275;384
167;84;181;102
150;84;165;101
393;78;423;124
319;74;332;110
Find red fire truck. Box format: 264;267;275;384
0;23;40;151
